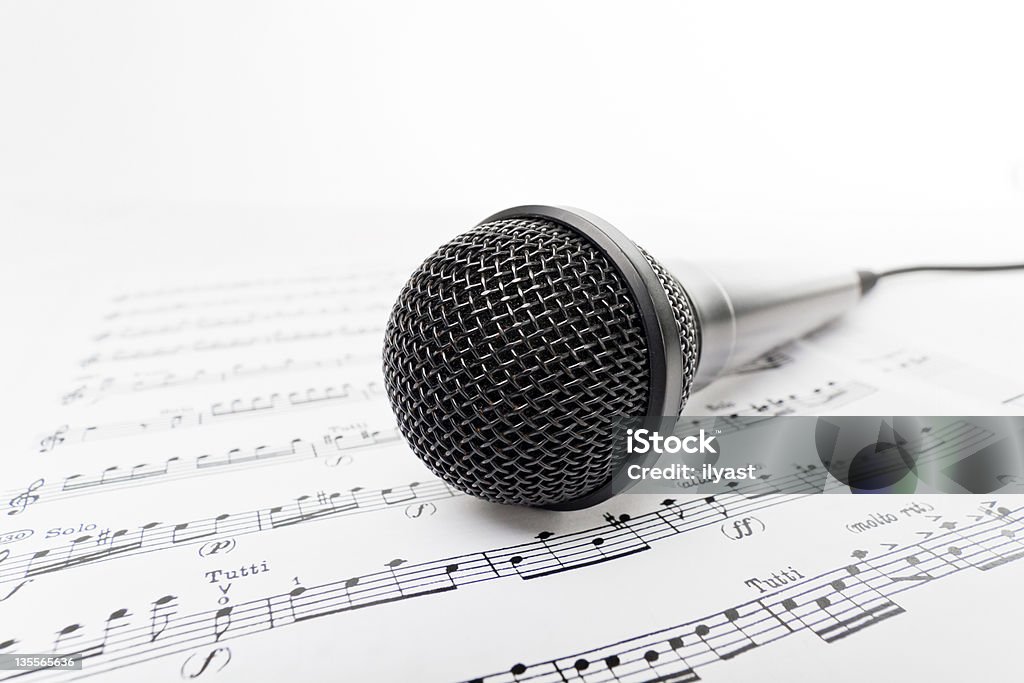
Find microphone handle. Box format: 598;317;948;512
665;261;866;392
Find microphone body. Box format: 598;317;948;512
668;260;864;391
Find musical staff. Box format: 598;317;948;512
464;504;1024;683
855;346;1024;410
0;479;455;588
732;350;794;374
5;416;998;577
107;271;402;304
4;502;1021;681
78;324;383;367
7;424;401;512
694;380;877;416
3;448;1014;680
61;354;378;405
41;381;386;450
97;302;391;341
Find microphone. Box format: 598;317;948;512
380;205;1015;510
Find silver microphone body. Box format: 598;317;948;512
668;261;864;391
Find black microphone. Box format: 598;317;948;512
381;205;1024;510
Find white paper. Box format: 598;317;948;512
1;258;1022;683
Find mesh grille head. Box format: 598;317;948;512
638;246;702;414
382;215;698;507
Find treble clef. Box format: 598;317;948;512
8;478;44;515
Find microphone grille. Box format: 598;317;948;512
636;245;702;414
382;216;698;507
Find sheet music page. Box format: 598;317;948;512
1;233;1022;683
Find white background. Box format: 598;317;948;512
2;1;1024;255
2;0;1023;425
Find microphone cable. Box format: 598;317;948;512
858;261;1024;293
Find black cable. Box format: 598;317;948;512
858;262;1024;294
877;262;1024;278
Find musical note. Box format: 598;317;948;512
803;568;906;643
694;607;759;659
150;595;177;642
213;606;233;642
385;559;407;597
704;495;730;519
268;489;362;528
887;554;934;582
53;622;83;653
172;521;217;544
381;482;420;505
24;529;144;578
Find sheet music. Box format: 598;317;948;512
2;258;1022;683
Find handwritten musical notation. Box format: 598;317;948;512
465;504;1024;683
41;381;386;450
